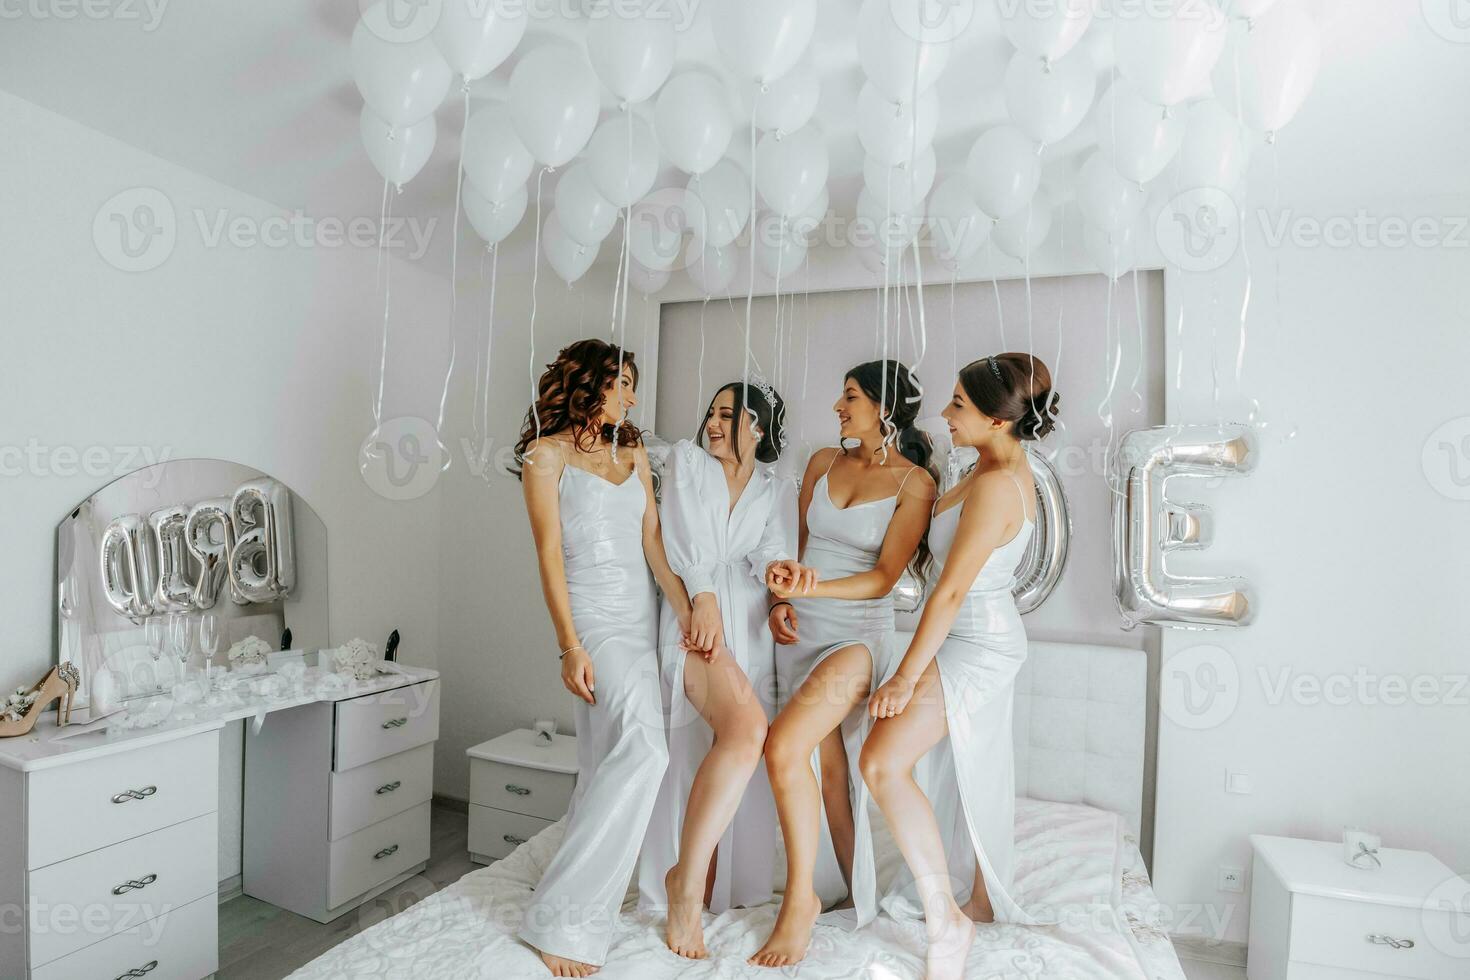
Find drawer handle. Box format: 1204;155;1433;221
504;784;532;796
1367;934;1416;950
116;961;158;979
374;844;400;860
503;834;528;846
111;873;158;895
381;717;408;729
375;780;403;795
111;786;158;804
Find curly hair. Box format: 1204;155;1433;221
511;339;641;479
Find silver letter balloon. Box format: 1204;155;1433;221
1111;424;1259;629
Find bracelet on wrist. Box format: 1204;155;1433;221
559;644;585;660
769;600;793;612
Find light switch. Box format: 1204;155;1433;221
1225;770;1253;795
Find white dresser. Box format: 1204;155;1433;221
1248;834;1470;980
466;729;577;864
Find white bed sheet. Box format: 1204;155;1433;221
289;798;1186;980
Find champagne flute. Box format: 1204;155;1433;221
168;613;190;678
199;614;220;684
143;616;164;663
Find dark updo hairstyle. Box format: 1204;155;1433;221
957;352;1059;441
511;338;641;479
697;381;786;464
843;359;939;582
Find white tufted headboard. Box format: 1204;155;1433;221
895;634;1148;837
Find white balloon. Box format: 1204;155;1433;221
684;238;739;294
857;239;916;276
1076;151;1146;232
993;193;1053;258
856;82;938;166
1083;220;1140;280
1173;99;1249;190
585;115;659;208
999;0;1094;62
627;260;671;295
656;73;734;175
351;5;452;127
926;174;991;266
461;103;533;204
965;125;1041;219
627;193;689;271
686;160;750;247
752;66;820;135
753;214;808;279
1003;49;1096;146
509;46;600;167
1094;78;1185;183
855;0;951;101
788;184;830;243
754;127;829;216
710;0;817;84
1114;0;1229;106
857;188;923;251
586;0;675;104
464;182;527;244
553;163;618;246
432;0;527;81
1213;6;1321;135
360;108;436;187
542;212;599;284
1219;0;1278;19
863;147;937;214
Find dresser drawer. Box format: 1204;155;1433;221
328;800;431;910
28;812;217;967
329;743;434;840
27;731;219;869
31;891;217;980
470;759;575;820
469;804;553;862
1290;893;1465;980
334;680;439;772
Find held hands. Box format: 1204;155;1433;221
765;559;819;600
561;646;596;705
768;602;799;645
869;673;915;720
682;594;725;663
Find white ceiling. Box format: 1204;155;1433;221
1;0;1465;275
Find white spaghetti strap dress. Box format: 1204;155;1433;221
638;439;797;913
517;462;669;967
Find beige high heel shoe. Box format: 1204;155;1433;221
0;663;80;737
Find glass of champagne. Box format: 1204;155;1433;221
199;614;220;684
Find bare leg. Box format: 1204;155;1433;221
818;731;856;908
859;663;974;980
750;644;872;968
665;651;768;960
958;863;995;923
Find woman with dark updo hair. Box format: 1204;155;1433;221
514;338;693;978
749;360;938;967
637;381;797;959
860;353;1058;980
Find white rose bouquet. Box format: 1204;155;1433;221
332;637;380;681
227;635;272;669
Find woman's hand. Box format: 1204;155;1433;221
869;673;915;720
768;602;799;645
688;593;724;655
766;560;818;599
560;646;596;705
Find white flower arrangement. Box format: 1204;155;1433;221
3;687;38;723
332;637;380;681
227;635;272;668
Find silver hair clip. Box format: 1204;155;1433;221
749;373;788;450
988;356;1004;384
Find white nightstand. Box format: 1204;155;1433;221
1248;834;1470;980
466;729;578;864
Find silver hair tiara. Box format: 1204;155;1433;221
748;372;788;450
987;355;1004;384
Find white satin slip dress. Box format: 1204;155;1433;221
638;440;797;913
776;455;918;926
881;470;1036;925
517;462;669;967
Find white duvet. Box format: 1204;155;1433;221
290;798;1186;980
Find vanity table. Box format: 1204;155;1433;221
0;664;440;980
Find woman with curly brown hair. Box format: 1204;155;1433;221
512;338;694;978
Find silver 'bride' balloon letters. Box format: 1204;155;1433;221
1111;424;1259;629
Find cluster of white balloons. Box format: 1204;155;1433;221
351;0;1324;291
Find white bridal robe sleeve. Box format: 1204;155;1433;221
638;440;797;913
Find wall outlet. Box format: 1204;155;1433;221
1218;865;1245;893
1225;770;1253;794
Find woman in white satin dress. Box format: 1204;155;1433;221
637;382;797;960
861;353;1059;980
514;339;695;979
749;360;937;968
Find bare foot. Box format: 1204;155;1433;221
959;894;995;924
537;949;597;978
826;892;854;912
664;866;708;960
925;905;976;980
749;887;821;967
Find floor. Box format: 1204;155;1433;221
218;804;1248;980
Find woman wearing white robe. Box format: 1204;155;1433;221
861;353;1058;980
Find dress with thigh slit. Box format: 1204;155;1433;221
880;472;1036;924
517;462;669;967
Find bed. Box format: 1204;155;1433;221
290;642;1186;980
